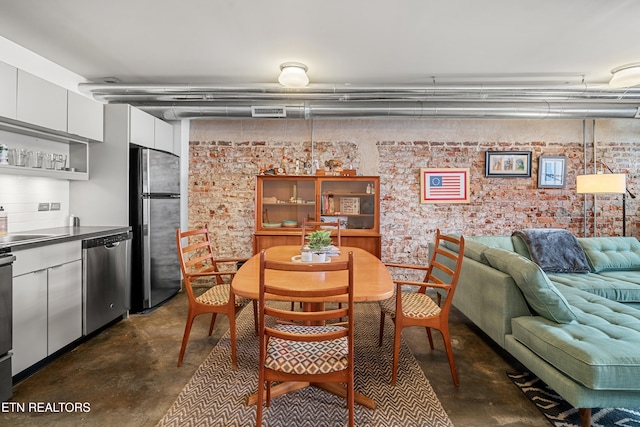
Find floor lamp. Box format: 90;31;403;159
576;163;635;236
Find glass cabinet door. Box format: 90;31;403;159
319;179;376;230
259;178;316;230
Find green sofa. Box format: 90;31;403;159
436;233;640;426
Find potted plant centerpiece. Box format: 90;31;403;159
304;230;332;262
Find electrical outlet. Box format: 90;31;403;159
38;203;50;211
51;202;61;211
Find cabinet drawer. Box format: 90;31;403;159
13;241;81;277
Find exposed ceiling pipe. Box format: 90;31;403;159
137;101;640;121
78;82;640;120
80;82;640;101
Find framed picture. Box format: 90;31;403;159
485;151;532;177
420;168;470;204
537;155;567;188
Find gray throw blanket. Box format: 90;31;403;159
512;229;591;273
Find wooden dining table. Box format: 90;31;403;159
231;245;394;409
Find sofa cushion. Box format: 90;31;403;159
578;237;640;273
511;235;531;259
461;240;490;264
467;236;515;251
511;283;640;390
484;248;577;323
548;272;640;303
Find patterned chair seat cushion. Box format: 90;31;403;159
265;324;349;375
196;283;249;307
379;291;441;318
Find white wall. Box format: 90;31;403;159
0;175;69;232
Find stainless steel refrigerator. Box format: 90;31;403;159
129;145;181;313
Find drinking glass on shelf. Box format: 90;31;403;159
44;152;56;169
11;148;29;166
54;154;67;170
30;151;44;168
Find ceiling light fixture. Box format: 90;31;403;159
609;62;640;88
278;62;309;87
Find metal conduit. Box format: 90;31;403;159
137;101;639;121
79;82;640;99
78;82;640;120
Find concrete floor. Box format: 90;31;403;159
3;290;550;427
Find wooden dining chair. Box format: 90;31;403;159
378;229;465;386
256;250;355;427
300;218;341;247
175;225;257;369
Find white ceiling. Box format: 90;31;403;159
2;0;640;120
1;0;639;86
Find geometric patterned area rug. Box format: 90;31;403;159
156;302;453;427
508;372;640;427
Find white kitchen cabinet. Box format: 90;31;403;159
129;106;155;148
0;61;17;119
12;269;47;375
16;70;68;133
154;117;174;153
67;91;104;142
47;259;82;354
11;241;83;376
130;105;175;151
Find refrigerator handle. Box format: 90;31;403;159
143;197;151;303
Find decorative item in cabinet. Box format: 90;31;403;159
340;197;360;214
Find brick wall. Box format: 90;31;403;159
189;118;640;265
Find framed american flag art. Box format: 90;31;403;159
420;168;470;204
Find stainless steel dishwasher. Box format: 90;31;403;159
82;232;132;335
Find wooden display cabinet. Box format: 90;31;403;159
254;175;381;257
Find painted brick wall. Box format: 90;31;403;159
188;119;639;265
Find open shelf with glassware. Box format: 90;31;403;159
0;127;89;180
254;175;380;257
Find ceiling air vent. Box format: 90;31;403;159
251;106;286;118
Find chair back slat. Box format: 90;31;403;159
425;230;465;309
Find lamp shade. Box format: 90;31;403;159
609;63;640;88
576;173;626;194
278;62;309;87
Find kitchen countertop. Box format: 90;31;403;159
0;226;132;253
